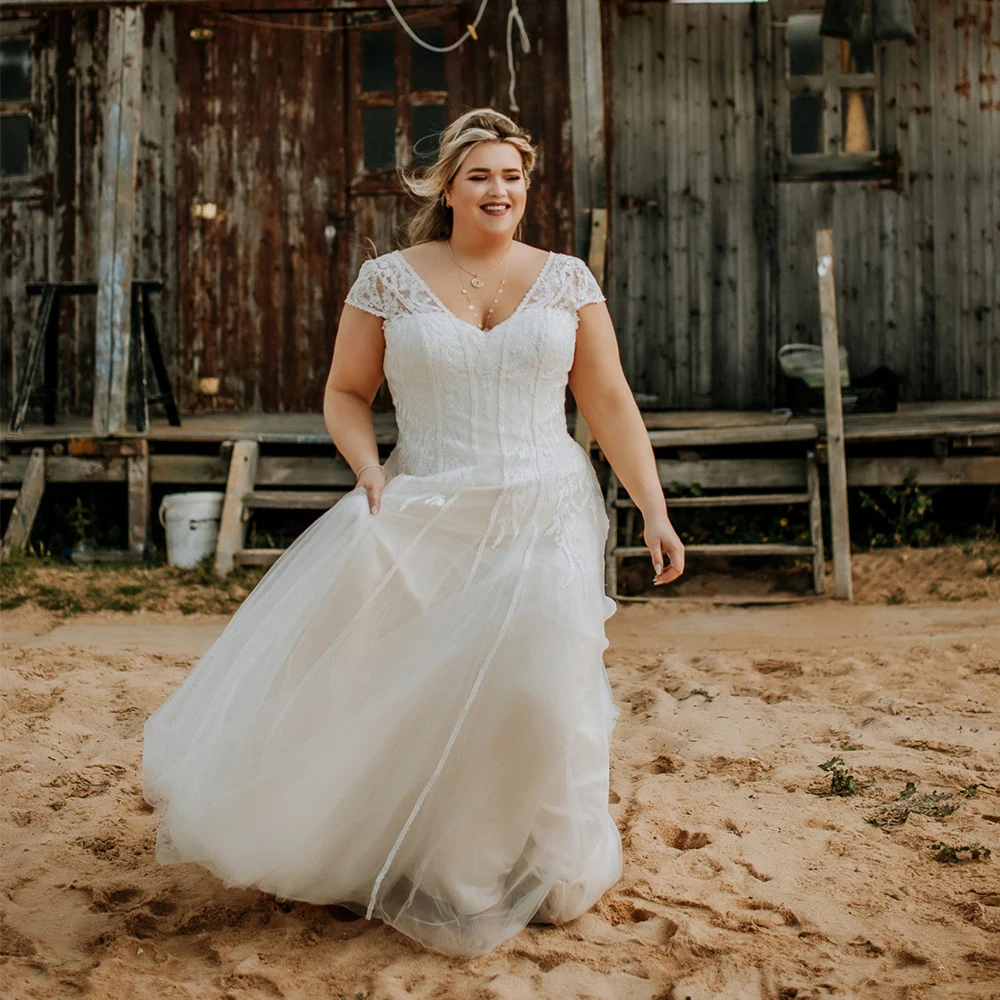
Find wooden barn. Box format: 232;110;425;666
1;0;998;591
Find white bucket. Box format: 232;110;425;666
158;491;225;569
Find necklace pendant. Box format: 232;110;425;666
470;276;485;288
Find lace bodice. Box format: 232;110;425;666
344;249;606;491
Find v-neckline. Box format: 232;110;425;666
393;248;555;334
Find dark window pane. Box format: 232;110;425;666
790;93;823;155
410;28;445;91
839;15;874;74
363;106;396;169
361;30;395;92
0;41;31;101
788;14;823;76
412;104;448;166
1;115;31;174
842;88;875;153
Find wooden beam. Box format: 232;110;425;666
845;456;1000;487
214;440;259;577
92;6;144;436
1;448;45;560
574;208;609;453
656;458;808;490
126;438;149;555
816;230;853;600
566;0;607;260
646;423;819;448
807;449;826;596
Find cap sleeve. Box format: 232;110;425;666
344;258;387;319
571;257;606;311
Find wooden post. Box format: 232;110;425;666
93;6;144;436
215;440;259;576
806;448;826;595
126;439;150;555
1;448;46;560
816;230;853;600
574;209;609;453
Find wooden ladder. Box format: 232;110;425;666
213;440;358;575
604;424;826;598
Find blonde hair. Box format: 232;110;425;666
398;108;537;247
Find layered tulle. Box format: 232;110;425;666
142;470;621;957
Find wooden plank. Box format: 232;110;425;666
574;207;608;453
93;6;144;436
656;458;807;490
126;438;149;554
1;455;126;483
846;456;1000;487
807;448;826;596
641;410;793;430
605;467;619;599
234;549;283;568
214;439;259;577
619;492;809;510
245;490;350;510
646;423;818;447
566;0;607;259
1;448;45;560
816;229;853;600
616;543;815;558
0;490;19;501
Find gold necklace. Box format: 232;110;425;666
446;240;512;288
454;251;511;330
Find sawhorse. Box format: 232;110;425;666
8;280;181;433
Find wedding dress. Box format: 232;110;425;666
142;248;622;957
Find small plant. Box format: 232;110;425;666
857;474;939;548
930;842;992;864
817;756;860;797
866;781;961;828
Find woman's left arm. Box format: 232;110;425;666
568;301;685;586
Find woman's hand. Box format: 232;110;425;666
643;513;685;586
358;466;387;515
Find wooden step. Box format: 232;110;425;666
615;492;810;509
243;489;349;511
234;548;283;568
615;543;816;559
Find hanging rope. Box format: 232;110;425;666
506;0;530;113
384;0;491;53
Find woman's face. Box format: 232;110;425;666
444;141;527;239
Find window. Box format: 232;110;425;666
349;12;455;188
780;12;886;178
1;39;33;178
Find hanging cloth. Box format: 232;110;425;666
819;0;865;40
873;0;916;42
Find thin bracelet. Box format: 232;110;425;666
356;462;383;478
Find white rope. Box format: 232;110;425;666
384;0;491;53
506;0;530;113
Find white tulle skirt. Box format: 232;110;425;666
142;469;622;957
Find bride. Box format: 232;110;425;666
142;107;685;957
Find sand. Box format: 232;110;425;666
1;550;999;999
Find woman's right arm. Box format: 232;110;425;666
322;303;388;514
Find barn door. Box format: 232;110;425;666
174;7;348;414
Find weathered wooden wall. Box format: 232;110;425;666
609;0;1000;408
608;0;770;410
0;6;178;425
2;0;573;420
777;0;999;403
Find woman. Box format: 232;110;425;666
142;108;684;958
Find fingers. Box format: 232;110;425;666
652;538;685;586
365;482;382;515
650;537;664;578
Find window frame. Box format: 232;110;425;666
0;18;48;202
773;3;896;183
346;5;460;194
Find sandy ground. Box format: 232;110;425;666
1;553;999;999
